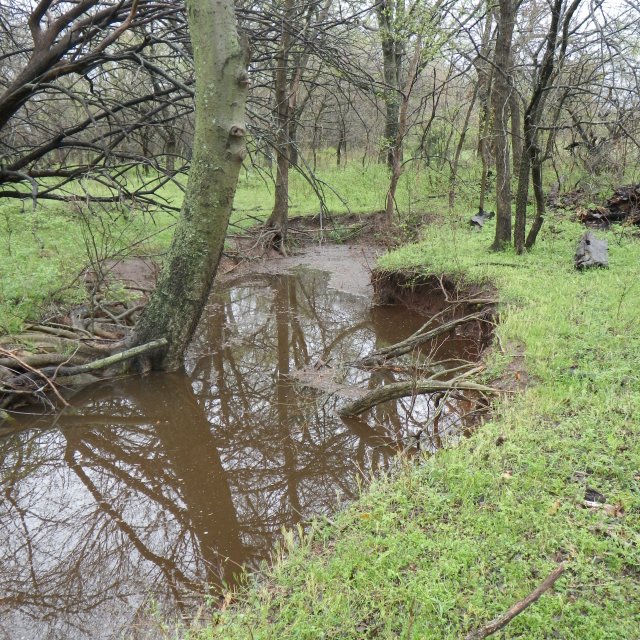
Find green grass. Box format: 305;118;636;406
190;213;640;639
0;161;443;333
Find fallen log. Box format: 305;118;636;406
338;376;496;417
355;311;489;368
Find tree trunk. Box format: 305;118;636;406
385;36;421;222
376;0;402;169
513;124;533;254
475;11;494;214
510;88;523;176
265;0;294;253
130;0;248;370
165;129;177;173
521;0;582;251
490;0;515;251
525;155;545;248
449;85;478;211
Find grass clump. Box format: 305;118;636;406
192;213;640;639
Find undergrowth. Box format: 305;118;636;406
189;212;640;639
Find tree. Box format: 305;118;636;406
513;0;583;253
490;0;516;251
129;0;249;369
0;0;193;207
263;0;333;253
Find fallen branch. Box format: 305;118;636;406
0;339;168;409
464;564;566;639
0;348;69;407
355;311;490;368
338;375;496;417
0;352;91;369
40;338;168;377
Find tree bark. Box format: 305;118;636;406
130;0;249;369
475;11;494;214
265;0;294;253
490;0;516;251
385;36;422;222
376;0;403;169
510;88;522;177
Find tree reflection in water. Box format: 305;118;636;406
0;269;482;639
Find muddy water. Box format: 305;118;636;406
0;260;483;639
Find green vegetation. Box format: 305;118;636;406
189;213;640;639
0;161;447;333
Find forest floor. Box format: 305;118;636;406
190;212;640;639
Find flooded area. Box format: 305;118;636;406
0;248;487;639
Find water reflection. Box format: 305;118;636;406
0;269;483;639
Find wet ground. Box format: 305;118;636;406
0;246;485;639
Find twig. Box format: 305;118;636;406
0;348;69;407
338;376;496;418
465;564;566;639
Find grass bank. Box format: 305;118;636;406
192;214;640;639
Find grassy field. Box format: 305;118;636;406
188;213;640;639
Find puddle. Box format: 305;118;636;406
0;255;486;639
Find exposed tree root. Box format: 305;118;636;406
0;296;156;414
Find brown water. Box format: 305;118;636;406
0;265;483;639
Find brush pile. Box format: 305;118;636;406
577;184;640;226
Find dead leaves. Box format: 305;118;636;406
582;500;625;518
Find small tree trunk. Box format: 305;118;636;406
376;1;402;170
475;9;494;213
165;129;177;173
490;0;516;251
385;36;422;222
510;88;523;176
525;155;546;248
265;0;294;253
130;0;248;370
449;86;478;211
513;123;533;254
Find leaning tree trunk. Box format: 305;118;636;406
130;0;248;370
